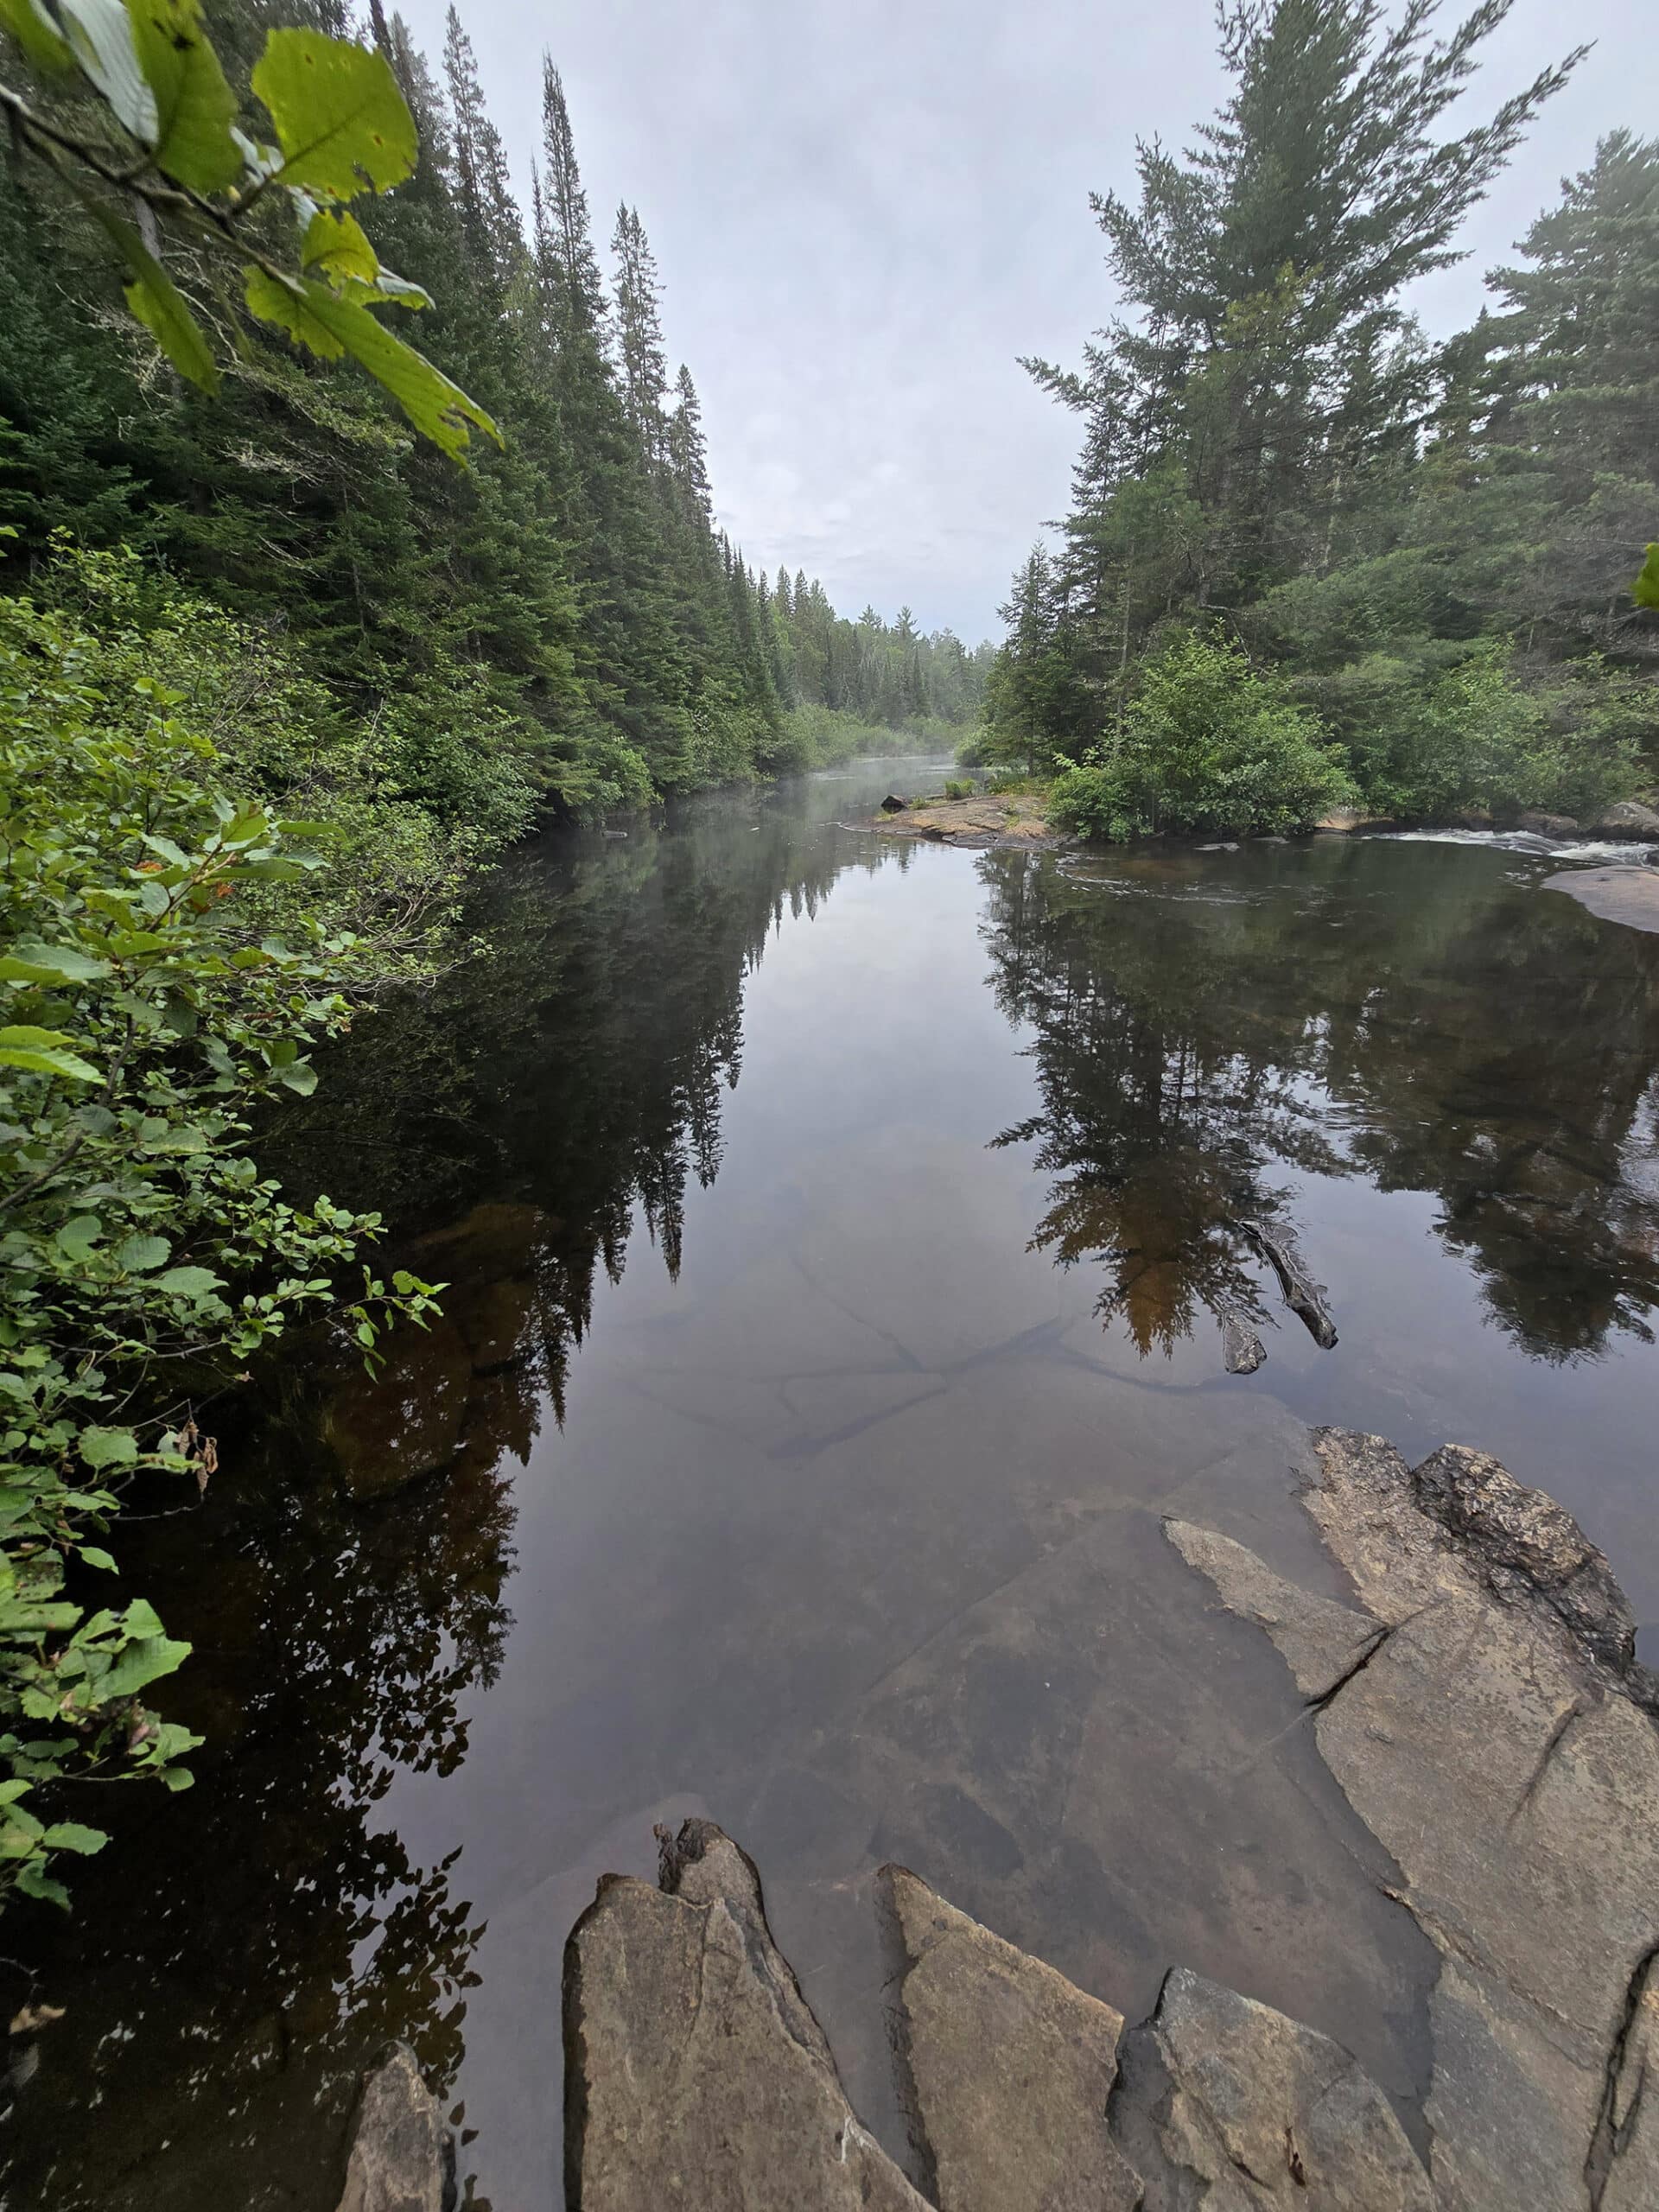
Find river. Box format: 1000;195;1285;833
5;754;1659;2209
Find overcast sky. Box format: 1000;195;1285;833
397;0;1652;641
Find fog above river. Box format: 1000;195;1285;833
395;0;1656;635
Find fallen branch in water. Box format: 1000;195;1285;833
1239;1219;1338;1349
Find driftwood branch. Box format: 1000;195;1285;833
1240;1219;1338;1349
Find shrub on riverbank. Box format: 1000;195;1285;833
1049;633;1350;841
0;555;448;1912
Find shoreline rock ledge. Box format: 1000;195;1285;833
342;1429;1659;2211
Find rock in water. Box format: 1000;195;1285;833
334;2045;449;2212
880;792;909;812
1166;1429;1659;2212
1593;798;1659;838
876;1864;1141;2212
563;1817;927;2211
1110;1967;1434;2210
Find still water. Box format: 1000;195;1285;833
5;757;1659;2208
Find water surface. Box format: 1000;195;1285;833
5;760;1658;2209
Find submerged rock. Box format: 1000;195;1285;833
1167;1428;1659;2212
1111;1966;1433;2210
563;1817;927;2210
334;2044;450;2212
876;1863;1140;2211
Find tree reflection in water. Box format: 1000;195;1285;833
978;840;1659;1367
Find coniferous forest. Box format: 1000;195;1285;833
977;3;1659;842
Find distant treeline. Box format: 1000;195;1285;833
0;0;981;818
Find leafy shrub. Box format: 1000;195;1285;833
1049;632;1349;841
943;778;976;800
0;576;440;1910
1326;644;1643;821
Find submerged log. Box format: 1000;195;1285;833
1240;1219;1338;1349
1217;1307;1267;1375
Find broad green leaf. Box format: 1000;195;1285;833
251;29;417;199
154;1265;221;1299
78;1427;137;1468
81;201;219;392
125;0;240;192
0;1027;102;1083
57;0;156;142
1634;543;1659;612
121;1598;166;1638
0;0;74;72
78;1547;118;1573
0;941;111;984
244;270;499;461
341;266;430;312
301;204;379;283
114;1234;171;1272
100;1631;190;1699
276;1060;317;1096
0;1041;102;1083
41;1821;108;1854
15;1859;70;1908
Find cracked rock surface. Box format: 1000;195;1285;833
1110;1965;1435;2210
1167;1427;1659;2212
562;1816;928;2210
876;1863;1141;2211
333;2044;450;2212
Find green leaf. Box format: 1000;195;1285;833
0;1027;101;1083
251;29;418;199
0;941;111;985
154;1266;221;1300
114;1234;171;1273
0;0;75;72
277;1061;318;1096
301;204;379;283
1634;543;1659;613
100;1631;190;1699
15;1860;70;1909
244;270;499;461
78;1547;118;1573
125;0;240;191
41;1821;108;1854
79;1427;138;1469
80;201;219;392
57;0;156;142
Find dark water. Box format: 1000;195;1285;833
5;760;1659;2209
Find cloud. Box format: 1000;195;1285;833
397;0;1652;639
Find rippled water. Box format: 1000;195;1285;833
5;761;1658;2209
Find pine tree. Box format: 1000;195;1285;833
611;206;670;461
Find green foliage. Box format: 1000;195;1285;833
0;546;453;1911
0;3;496;451
1000;7;1652;827
1049;632;1348;841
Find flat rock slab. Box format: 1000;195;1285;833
1545;864;1659;933
873;793;1062;849
876;1863;1141;2211
563;1818;927;2211
1111;1966;1434;2210
1168;1429;1659;2211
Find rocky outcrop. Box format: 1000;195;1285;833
876;1864;1141;2211
1110;1967;1434;2210
1592;798;1659;837
1313;806;1392;832
563;1816;929;2210
334;2044;451;2212
1167;1428;1659;2212
1545;864;1659;935
873;792;1060;849
1516;809;1580;836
